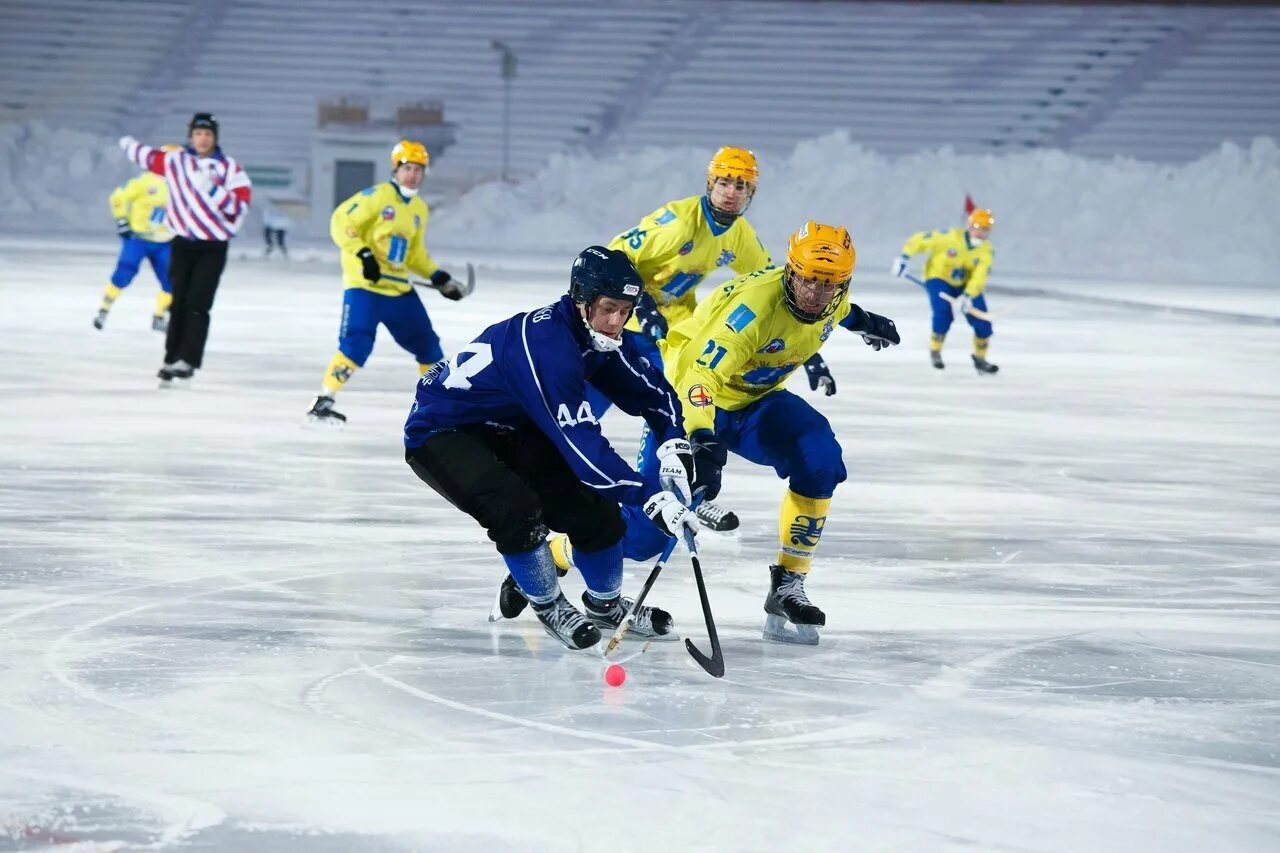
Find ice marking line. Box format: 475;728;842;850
356;654;680;751
1113;638;1280;669
914;631;1096;700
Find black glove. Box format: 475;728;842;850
634;291;668;341
431;269;464;301
846;304;900;351
115;217;133;239
356;247;380;283
803;353;836;396
689;429;727;501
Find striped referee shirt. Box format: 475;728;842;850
120;137;252;242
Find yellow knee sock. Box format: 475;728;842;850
777;490;831;573
154;290;173;317
322;352;360;395
974;336;990;358
99;284;122;312
418;361;436;376
930;332;945;352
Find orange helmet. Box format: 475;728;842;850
784;221;855;323
391;139;429;171
968;208;994;230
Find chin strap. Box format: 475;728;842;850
392;180;418;198
584;317;623;352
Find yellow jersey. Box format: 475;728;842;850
608;195;771;331
330;181;438;296
901;228;993;297
109;172;171;242
661;266;851;434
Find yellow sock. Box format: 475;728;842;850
418;361;436;376
930;332;945;352
548;533;574;576
777;490;831;573
974;336;990;359
154;290;173;317
100;284;122;312
322;352;360;395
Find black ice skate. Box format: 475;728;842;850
157;361;194;389
695;501;740;532
306;395;347;427
930;351;945;370
763;565;825;646
531;592;601;650
971;355;999;375
93;309;108;330
582;591;676;640
488;573;529;622
152;314;168;333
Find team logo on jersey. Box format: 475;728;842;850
678;240;694;255
758;338;786;354
413;214;421;229
725;303;756;333
947;248;958;257
716;250;736;267
147;186;158;195
381;205;396;221
820;319;834;342
655;209;677;225
789;514;827;547
687;385;713;408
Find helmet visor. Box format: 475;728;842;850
785;270;846;323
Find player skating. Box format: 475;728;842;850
94;158;177;333
403;247;698;651
892;208;999;373
308;140;468;426
560;222;899;645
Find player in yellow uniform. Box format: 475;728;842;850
307;140;467;425
560;221;900;644
893;208;998;374
94;167;174;332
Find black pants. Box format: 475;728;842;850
165;237;229;368
406;425;625;556
264;227;286;251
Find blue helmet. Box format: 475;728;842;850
569;246;643;306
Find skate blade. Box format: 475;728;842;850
303;415;345;429
600;640;652;664
487;586;505;623
762;614;820;646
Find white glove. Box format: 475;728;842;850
190;167;214;194
643;490;699;539
891;255;909;278
656;437;694;506
118;135;138;151
955;294;974;317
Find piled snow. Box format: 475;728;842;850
2;121;1277;284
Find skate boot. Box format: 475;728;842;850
763;565;825;646
157;360;194;388
488;573;529;621
971;355;999;375
152;313;168;333
531;592;601;651
306;395;347;426
582;591;675;640
93;309;109;330
930;350;945;370
695;501;740;532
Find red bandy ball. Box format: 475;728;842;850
604;664;626;687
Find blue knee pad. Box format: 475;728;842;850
573;541;623;599
110;238;147;288
337;289;378;366
787;427;847;499
503;542;559;605
110;260;141;289
927;278;958;336
966;294;993;338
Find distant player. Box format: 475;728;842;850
558;222;899;645
308;140;467;426
403;247;697;651
120;113;253;387
893;208;998;373
94;159;177;332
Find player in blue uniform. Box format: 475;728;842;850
403;247;698;651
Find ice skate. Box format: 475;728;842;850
93;309;109;330
695;501;739;532
930;350;944;370
763;565;825;646
971;354;999;375
306;395;346;427
152;314;168;333
157;361;194;389
488;573;529;621
582;591;675;640
531;592;600;651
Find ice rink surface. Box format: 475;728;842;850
2;244;1278;851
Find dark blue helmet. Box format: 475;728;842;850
569;246;643;306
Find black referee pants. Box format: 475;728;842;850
165;237;229;369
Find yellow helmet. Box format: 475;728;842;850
784;221;856;323
968;208;994;230
707;146;759;185
391;139;429;171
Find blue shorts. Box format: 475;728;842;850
111;237;171;291
338;287;443;366
927;278;992;338
620;388;848;561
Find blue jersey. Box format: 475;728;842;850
404;295;684;507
